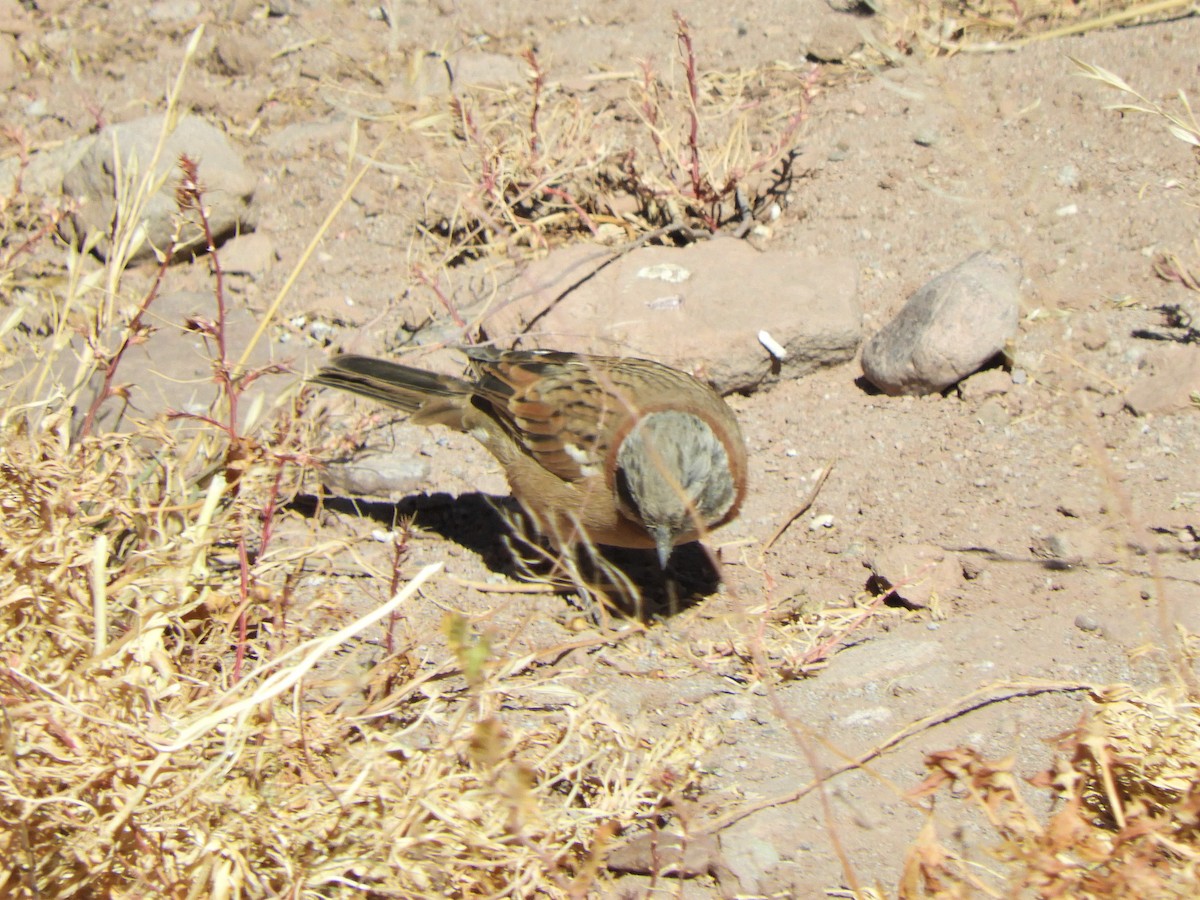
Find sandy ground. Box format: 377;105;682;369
6;1;1200;895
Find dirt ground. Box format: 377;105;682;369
5;0;1200;896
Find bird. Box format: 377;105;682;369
311;347;747;567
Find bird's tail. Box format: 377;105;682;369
310;355;473;427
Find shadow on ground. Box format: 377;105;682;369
290;490;723;618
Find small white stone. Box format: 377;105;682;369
636;263;691;283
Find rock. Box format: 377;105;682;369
861;251;1022;396
975;398;1010;427
1032;526;1114;567
606;831;723;878
479;240;861;395
957;366;1011;401
147;0;202;23
1124;345;1200;416
220;231;276;276
802;16;866;63
48;290;281;437
61;114;258;265
865;544;960;608
212;30;270;76
821;637;943;690
1075;318;1109;351
1056;488;1105;519
318;455;432;499
717;808;789;897
225;0;260;23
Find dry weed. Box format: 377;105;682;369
404;15;818;273
903;684;1200;897
883;0;1192;55
0;35;725;898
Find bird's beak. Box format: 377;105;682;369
654;526;674;569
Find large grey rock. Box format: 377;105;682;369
861;252;1022;396
477;240;861;395
61;113;257;264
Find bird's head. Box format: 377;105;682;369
613;410;739;566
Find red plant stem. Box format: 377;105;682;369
541;186;597;235
76;234;176;441
386;536;405;656
412;265;468;331
183;161;238;436
177;155;260;681
673;13;705;201
523;48;544;164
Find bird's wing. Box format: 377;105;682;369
466;348;637;484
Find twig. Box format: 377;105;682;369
75;214;178;441
702;680;1095;835
761;461;834;554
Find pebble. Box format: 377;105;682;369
1074;614;1100;633
976;399;1010;427
220;232;277;277
1057;164;1080;189
865;544;960;609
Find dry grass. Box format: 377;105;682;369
398;14;819;278
2;5;1199;898
0;36;723;897
884;0;1196;54
0;180;716;899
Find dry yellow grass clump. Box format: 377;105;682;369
0;183;710;900
0;35;723;896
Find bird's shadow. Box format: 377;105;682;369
289;490;721;619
